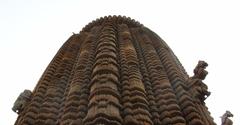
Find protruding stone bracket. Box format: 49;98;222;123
221;110;233;125
12;89;32;114
187;60;211;104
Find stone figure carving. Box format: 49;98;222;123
188;61;211;103
192;60;208;80
12;89;32;114
221;111;233;125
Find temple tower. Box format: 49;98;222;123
13;16;216;125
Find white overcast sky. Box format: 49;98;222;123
0;0;240;125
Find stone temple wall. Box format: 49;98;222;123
14;16;216;125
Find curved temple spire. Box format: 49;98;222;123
13;16;216;125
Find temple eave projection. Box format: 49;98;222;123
13;15;226;125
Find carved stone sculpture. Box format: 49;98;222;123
12;89;32;114
188;60;211;103
221;111;233;125
193;60;208;80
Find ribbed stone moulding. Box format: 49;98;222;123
14;15;216;125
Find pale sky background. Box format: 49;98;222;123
0;0;240;125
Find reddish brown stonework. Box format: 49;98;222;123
13;16;216;125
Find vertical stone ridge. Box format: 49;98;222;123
15;35;78;125
143;29;205;125
144;27;216;125
118;24;152;125
198;105;216;125
134;28;186;125
83;20;123;125
36;34;82;125
157;45;204;125
130;28;161;125
143;27;189;80
60;27;100;125
195;103;216;125
57;33;87;125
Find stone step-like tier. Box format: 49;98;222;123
14;15;216;125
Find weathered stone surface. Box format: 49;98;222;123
13;16;216;125
12;89;32;114
221;111;233;125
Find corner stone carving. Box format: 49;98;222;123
187;60;211;104
12;89;32;114
221;111;233;125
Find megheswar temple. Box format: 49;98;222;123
12;16;233;125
